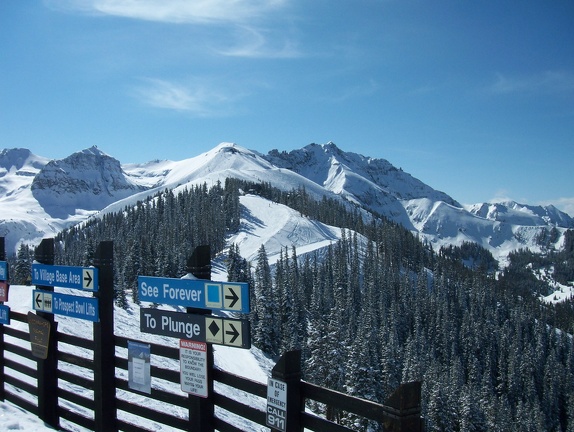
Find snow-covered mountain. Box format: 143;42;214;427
265;142;459;228
263;142;573;264
0;142;572;267
31;146;146;218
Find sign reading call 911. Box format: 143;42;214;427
266;378;287;431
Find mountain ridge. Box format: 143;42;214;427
0;142;572;267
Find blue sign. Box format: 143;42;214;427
32;264;98;292
0;261;7;281
33;289;99;322
0;304;9;325
138;276;250;314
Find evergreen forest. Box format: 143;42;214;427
9;179;574;431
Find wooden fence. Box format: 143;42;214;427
0;238;423;431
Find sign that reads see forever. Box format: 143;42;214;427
138;276;249;314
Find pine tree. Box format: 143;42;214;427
253;245;279;355
13;243;32;285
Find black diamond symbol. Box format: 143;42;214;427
209;320;221;337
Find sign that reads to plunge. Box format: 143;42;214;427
138;276;249;314
140;308;251;349
32;263;98;292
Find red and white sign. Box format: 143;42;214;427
0;281;9;302
179;340;208;398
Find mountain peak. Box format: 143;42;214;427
80;145;108;158
264;142;459;221
0;148;48;172
30;147;145;218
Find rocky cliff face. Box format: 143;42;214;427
31;146;146;218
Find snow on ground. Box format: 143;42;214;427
231;194;343;265
543;283;574;303
0;399;56;431
1;284;275;431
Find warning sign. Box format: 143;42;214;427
179;340;208;398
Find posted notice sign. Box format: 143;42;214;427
266;378;287;431
128;341;151;394
28;311;51;360
179;340;208;398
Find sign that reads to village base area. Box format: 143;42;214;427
32;263;98;292
33;289;99;322
266;378;288;432
140;308;250;349
0;261;7;281
180;340;208;398
138;276;249;314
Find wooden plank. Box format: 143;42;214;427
213;368;266;398
116;398;189;430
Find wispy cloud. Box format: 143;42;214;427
213;26;300;58
133;78;242;117
46;0;287;24
45;0;299;59
489;70;574;95
490;189;515;204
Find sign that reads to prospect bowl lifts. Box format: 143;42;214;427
33;289;99;322
138;276;249;314
32;263;98;292
0;261;7;281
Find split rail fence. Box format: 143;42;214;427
0;238;423;431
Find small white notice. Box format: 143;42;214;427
266;378;287;431
180;340;208;398
128;341;151;394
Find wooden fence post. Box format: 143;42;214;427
0;237;5;402
186;245;214;432
271;350;302;432
34;238;59;429
382;381;423;432
93;241;117;432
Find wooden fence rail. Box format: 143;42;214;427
0;238;423;431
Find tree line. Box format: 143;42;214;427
7;179;574;431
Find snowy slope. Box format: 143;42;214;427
0;190;349;430
265;142;459;228
3;282;275;431
1;141;572;268
0;148;70;252
0;147;149;253
228;194;343;266
265;142;573;264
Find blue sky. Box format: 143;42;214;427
1;1;573;215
